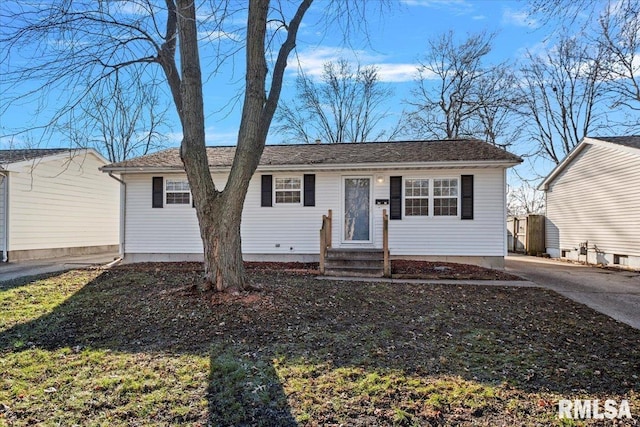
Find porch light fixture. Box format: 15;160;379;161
376;176;385;184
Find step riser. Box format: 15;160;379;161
323;248;385;277
325;259;383;268
324;269;384;278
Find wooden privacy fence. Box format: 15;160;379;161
507;214;546;255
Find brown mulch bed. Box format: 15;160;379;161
391;259;521;280
244;260;522;280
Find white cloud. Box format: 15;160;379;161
198;30;241;43
375;64;421;83
401;0;474;14
502;8;538;29
165;128;239;147
111;1;151;16
293;47;420;83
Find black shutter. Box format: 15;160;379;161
303;174;315;207
390;176;402;220
152;177;163;208
261;175;273;207
461;175;474;220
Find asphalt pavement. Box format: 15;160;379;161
505;254;640;330
0;253;120;283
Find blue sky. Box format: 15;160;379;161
0;0;588;180
205;0;548;146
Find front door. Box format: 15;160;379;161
343;177;371;242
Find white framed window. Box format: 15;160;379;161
166;179;191;205
433;178;458;216
405;178;429;216
275;177;301;204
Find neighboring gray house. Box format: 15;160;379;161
539;136;640;269
101;139;521;268
0;148;120;262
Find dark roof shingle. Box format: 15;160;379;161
0;148;71;164
593;135;640;150
103;139;522;170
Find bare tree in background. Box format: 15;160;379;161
507;181;545;216
405;31;518;148
598;0;640;131
527;0;639;133
518;37;606;164
60;68;170;162
1;0;384;292
275;59;396;143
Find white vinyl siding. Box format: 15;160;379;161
7;152;119;251
124;167;508;258
0;176;5;255
385;169;505;256
545;142;640;261
124;174;202;254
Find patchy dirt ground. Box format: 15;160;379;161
2;262;637;426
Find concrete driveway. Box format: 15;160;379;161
505;254;640;330
0;253;120;283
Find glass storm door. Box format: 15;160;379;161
343;177;371;242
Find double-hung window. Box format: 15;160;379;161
402;177;459;217
166;179;191;205
433;179;458;216
405;179;429;216
275;177;301;204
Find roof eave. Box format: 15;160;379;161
101;159;522;174
538;139;592;191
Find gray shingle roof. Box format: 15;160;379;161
102;139;522;171
0;148;71;164
593;135;640;150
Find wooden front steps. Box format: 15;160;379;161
324;248;385;278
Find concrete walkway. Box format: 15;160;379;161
505;254;640;330
0;253;120;283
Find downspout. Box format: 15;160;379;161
108;173;126;260
0;172;8;262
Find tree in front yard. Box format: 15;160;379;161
1;0;387;292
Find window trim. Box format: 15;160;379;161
404;178;430;217
401;177;460;219
274;176;303;205
165;178;192;206
432;177;459;217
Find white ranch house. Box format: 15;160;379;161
0;148;120;262
540;136;640;269
101;140;521;270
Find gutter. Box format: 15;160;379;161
100;159;523;175
108;172;126;260
0;172;8;262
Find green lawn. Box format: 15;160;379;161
1;264;638;426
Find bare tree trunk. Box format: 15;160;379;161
174;0;311;292
199;192;246;292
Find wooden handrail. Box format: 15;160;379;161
383;209;390;277
319;209;332;274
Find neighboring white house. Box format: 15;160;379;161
0;148;120;262
100;140;522;268
539;136;640;269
